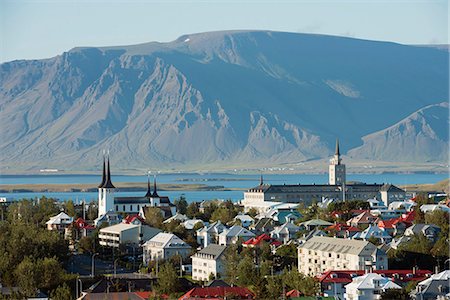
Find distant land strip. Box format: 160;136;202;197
400;178;449;194
0;182;245;193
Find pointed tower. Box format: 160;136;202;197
145;174;152;198
98;154;116;217
329;139;346;186
259;174;264;186
152;175;159;197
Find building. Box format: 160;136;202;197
298;236;388;276
325;223;361;238
329;139;346;186
191;244;227;281
99;222;161;248
344;273;402;300
179;286;255;300
241;140;405;207
196;221;226;248
319;269;432;300
270;222;300;244
404;224;441;242
46;212;73;232
410;270;450;300
97;156;176;219
353;225;392;244
218;225;255;246
142;233;191;264
346;211;378;228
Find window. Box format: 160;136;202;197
130;205;133;211
115;205;118;211
123;205;125;211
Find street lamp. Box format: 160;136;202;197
114;258;120;277
91;253;99;278
77;278;83;298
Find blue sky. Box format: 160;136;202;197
1;0;448;63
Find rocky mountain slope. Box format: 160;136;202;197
0;31;448;172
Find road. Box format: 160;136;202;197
67;253;132;276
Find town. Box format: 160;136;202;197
0;144;448;300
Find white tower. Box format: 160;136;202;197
329;139;346;186
98;155;116;217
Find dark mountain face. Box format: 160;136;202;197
0;31;448;171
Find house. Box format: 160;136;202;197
196;221;226;248
46;212;73;232
249;218;277;235
319;269;432;299
142;233;191;264
404;224;441;242
218;225;255;246
191;244;227;281
377;218;408;236
389;236;411;250
347;211;378;228
410;270;450;300
367;198;387;210
242;233;282;248
270;222;300;244
344;273;401;300
163;213;188;224
73;217;95;238
325;223;361;238
352;225;392;244
299;219;333;231
379;184;406;206
233;214;254;227
298;236;388;276
182;219;204;230
420;204;450;214
179;286;255;299
388;201;416;212
94;210;121;227
99;223;161;248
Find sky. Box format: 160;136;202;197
1;0;448;63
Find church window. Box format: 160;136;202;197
116;205;118;211
130;205;133;211
123;205;125;211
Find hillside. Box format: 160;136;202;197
0;30;448;172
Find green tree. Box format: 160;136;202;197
144;207;164;229
37;257;65;290
50;283;72;300
174;196;188;215
64;200;76;217
224;245;240;286
186;202;200;219
400;233;432;255
380;288;411;300
14;257;38;297
78;236;95;253
237;256;257;286
266;276;283;300
155;263;179;295
87;201;98;221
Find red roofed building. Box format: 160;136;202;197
242;233;282;248
286;289;301;298
179;286;255;299
123;214;145;225
74;217;95;237
318;269;432;299
325;223;360;238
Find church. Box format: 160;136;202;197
242;140;406;210
96;156;176;220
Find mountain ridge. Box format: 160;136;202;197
0;30;448;172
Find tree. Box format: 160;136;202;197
144;207;164;229
50;283;72;300
78;236;95;253
380;288;410;300
266;276;283;300
64;200;75;217
237;256;257;286
87;201;98;221
154;263;179;295
14;256;38;297
174;196;188;215
186;202;200;219
282;269;319;296
224;245;240;286
400;233;432;255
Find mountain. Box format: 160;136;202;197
348;102;449;162
0;30;448;172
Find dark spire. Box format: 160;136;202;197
152;175;159;197
103;154;116;189
98;154;106;188
145;173;152;198
335;139;340;156
259;174;263;186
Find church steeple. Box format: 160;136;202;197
145;173;152;198
152;175;159;197
103;155;115;189
98;155;106;188
259;174;264;186
335;139;340;156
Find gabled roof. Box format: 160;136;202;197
345;273;401;290
143;232;191;249
300;219;333;227
75;217;95;229
379;184;404;193
220;225;255;238
194;244;227;260
319;269;433;284
46;212;73;225
243;233;282;247
163;213;188;224
326;223;360;232
271;222;300;235
123;214;145;224
299;236;379;256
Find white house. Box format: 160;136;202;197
163;213;188;224
191;244;227;281
298;236;388;276
196;221;226;248
218;225;255;246
410;270;450;300
46;212;73;232
353;225;392;244
344;273;401;300
270;222;300;244
233;214;254;228
142;233;191;265
99;223;161;248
